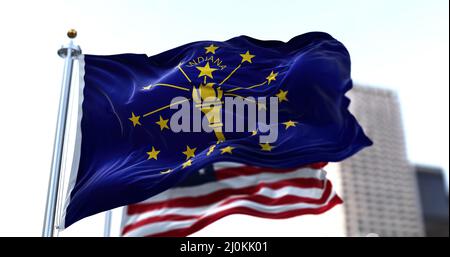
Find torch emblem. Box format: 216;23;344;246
192;82;225;142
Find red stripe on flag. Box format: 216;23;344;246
148;195;343;237
215;162;328;180
122;180;335;236
127;177;325;215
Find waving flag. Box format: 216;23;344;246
62;32;372;228
121;163;341;237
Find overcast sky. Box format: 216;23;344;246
0;0;448;236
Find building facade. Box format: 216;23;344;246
339;86;424;236
415;165;449;237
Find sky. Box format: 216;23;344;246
0;0;448;236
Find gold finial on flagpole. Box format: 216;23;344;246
67;29;77;39
57;29;81;58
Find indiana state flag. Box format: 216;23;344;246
62;32;372;228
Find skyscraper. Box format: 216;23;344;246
339;86;424;236
415;165;449;237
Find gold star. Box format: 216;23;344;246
182;159;193;169
276;89;288;102
220;146;235;154
146;146;160;160
155;115;169;130
196;62;218;79
160;169;172;174
128;112;141;127
240;50;255;63
266;70;278;85
142;85;152;90
182;145;197;160
207;145;216;156
260;142;273;152
282;120;297;129
251;130;258;136
204;44;219;54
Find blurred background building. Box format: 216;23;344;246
338;86;425;236
415;165;449;237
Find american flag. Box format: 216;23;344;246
121;162;342;237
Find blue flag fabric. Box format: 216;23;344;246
62;32;372;228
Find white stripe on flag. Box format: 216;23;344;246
121;165;341;237
123;190;337;237
141;168;326;204
124;182;328;228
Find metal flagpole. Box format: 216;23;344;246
103;210;113;237
42;29;82;237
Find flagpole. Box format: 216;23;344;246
103;210;113;237
42;29;82;237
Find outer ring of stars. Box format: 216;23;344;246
129;43;299;174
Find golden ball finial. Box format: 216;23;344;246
67;29;77;39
